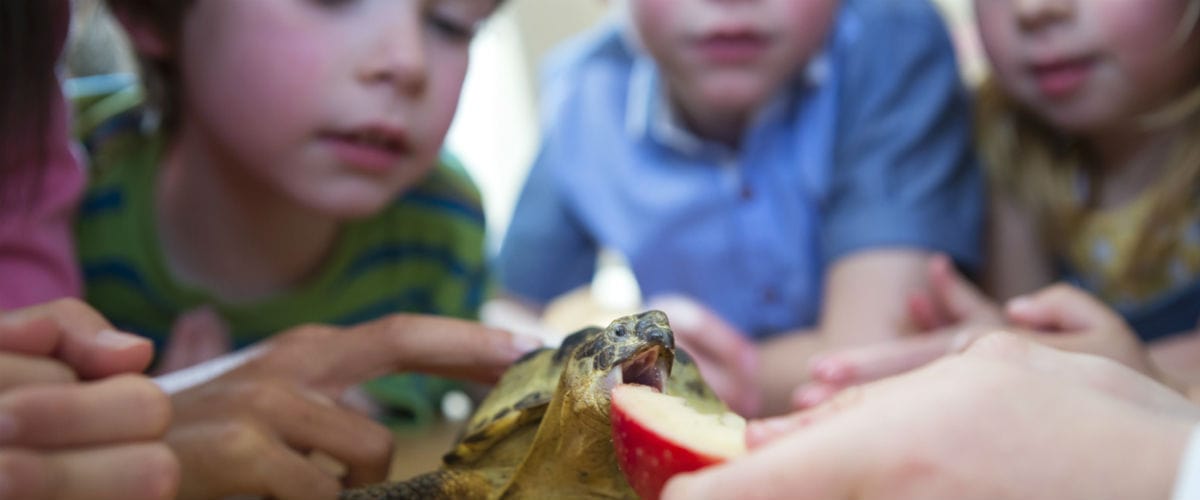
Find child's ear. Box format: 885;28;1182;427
109;5;170;58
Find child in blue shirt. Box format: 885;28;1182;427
497;0;984;415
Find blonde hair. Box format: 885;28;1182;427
978;74;1200;281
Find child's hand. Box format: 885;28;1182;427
648;295;761;417
165;314;538;500
906;253;1004;331
0;298;156;378
1005;283;1163;382
664;333;1197;500
793;282;1166;411
0;299;179;500
791;255;1005;409
156;306;232;375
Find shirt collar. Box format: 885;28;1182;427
624;37;831;156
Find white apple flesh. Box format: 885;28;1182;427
610;384;746;500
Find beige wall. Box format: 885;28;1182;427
511;0;609;91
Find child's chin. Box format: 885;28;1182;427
311;195;392;220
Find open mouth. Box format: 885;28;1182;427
604;348;670;393
333;130;406;153
320;129;410;173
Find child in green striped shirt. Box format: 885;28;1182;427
79;0;503;429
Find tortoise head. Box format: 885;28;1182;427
555;310;676;422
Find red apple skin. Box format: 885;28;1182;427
610;385;745;500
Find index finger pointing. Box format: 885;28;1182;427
255;315;537;393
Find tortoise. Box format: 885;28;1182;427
341;310;730;499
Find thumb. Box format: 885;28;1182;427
1004;284;1117;332
0;299;153;378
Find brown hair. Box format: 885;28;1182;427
103;0;192;132
0;0;67;209
977;78;1200;281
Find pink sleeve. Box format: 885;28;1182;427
0;86;86;309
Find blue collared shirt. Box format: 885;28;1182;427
498;0;983;339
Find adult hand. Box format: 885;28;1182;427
664;333;1197;500
166;313;539;500
0;298;179;500
648;295;761;416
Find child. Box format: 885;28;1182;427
795;0;1200;407
0;2;177;497
81;0;504;427
495;0;984;415
975;0;1200;343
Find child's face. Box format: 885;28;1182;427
629;0;838;121
976;0;1200;133
176;0;496;217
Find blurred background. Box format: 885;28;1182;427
67;0;985;329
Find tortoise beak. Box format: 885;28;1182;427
605;346;672;393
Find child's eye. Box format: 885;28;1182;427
426;12;479;43
313;0;356;8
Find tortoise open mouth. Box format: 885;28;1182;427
604;347;670;393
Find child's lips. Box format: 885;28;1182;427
693;32;771;64
321;128;410;174
1029;56;1095;99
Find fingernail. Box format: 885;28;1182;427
794;387;825;409
813;361;847;383
0;412;17;444
510;334;543;354
1006;296;1033;314
95;329;149;349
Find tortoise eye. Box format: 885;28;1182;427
613;324;627;337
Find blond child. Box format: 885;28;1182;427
796;0;1200;408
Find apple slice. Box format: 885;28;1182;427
611;384;746;500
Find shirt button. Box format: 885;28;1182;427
740;185;754;201
762;286;779;304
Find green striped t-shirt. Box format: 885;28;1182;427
75;101;490;428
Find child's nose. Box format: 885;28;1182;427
358;17;428;96
1013;0;1073;30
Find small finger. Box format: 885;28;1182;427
1004;283;1114;332
929;254;998;322
790;382;840;411
0;375;171;447
169;419;339;500
808;334;955;386
906;291;946;331
0;352;76;391
256;316;535;394
691;357;758;417
0;443;179;500
253;444;342;500
0;299;152;378
243;383;393;486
